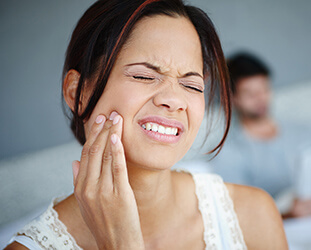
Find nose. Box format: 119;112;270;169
256;89;271;103
153;82;187;112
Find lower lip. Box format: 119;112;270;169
140;126;182;143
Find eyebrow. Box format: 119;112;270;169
125;62;203;79
183;71;203;79
125;62;160;72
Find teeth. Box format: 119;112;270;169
151;124;158;132
142;122;178;136
146;123;152;131
158;125;165;134
172;128;178;135
165;127;172;135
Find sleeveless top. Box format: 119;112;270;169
9;173;247;249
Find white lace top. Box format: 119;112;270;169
10;173;247;249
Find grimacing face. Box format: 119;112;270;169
233;75;271;119
84;15;205;170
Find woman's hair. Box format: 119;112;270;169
62;0;231;155
227;52;271;95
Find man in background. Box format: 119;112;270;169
211;52;311;217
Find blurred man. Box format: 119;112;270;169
211;52;311;217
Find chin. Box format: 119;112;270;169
121;125;195;171
124;144;187;171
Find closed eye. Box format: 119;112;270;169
133;76;155;80
182;84;203;93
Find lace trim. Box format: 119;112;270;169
176;169;247;249
207;174;247;249
192;173;220;249
15;197;82;250
14;172;246;249
218;177;247;249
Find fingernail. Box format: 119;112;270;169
109;111;118;120
113;115;120;125
95;115;105;124
111;134;118;144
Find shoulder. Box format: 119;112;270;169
226;183;288;250
4;241;29;250
5;195;86;250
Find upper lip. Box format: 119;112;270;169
138;115;185;133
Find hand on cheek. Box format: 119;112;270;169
71;112;144;249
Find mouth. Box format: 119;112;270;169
141;122;179;136
138;116;184;143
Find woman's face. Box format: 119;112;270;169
84;15;205;170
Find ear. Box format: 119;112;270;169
63;69;81;113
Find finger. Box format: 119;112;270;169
111;113;123;140
72;160;80;185
111;133;129;193
100;113;123;185
85;118;114;183
108;114;128;192
77;115;106;182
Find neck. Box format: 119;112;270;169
126;163;177;237
67;163;181;246
240;115;270;126
239;115;278;139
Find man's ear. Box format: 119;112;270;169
63;69;81;113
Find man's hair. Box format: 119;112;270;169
227;52;270;94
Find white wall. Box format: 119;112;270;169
0;0;95;159
191;0;311;86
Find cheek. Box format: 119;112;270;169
93;86;140;117
188;96;205;135
193;95;205;118
100;85;149;141
83;88;131;139
113;88;143;116
245;100;256;110
238;95;253;109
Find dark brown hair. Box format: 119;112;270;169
62;0;231;155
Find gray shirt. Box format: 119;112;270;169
210;119;310;198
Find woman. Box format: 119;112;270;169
6;0;287;249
